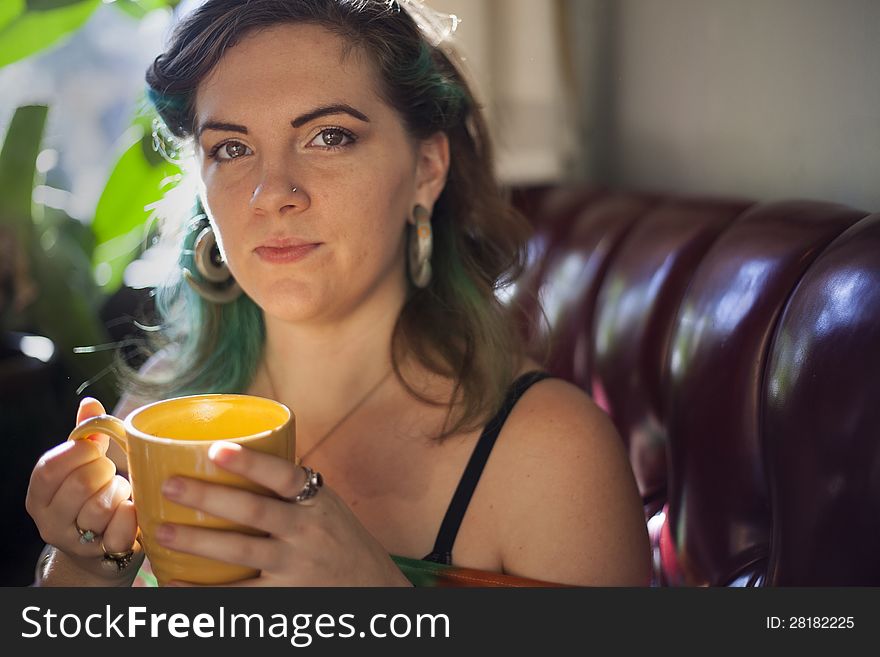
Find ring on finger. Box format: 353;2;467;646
291;466;324;504
75;520;100;545
100;538;135;572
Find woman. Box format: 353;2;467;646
26;0;650;587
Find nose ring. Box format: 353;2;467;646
252;186;299;196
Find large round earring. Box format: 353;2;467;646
408;204;433;288
182;224;242;304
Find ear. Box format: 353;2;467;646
413;132;450;215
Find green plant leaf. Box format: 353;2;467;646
0;105;48;244
92;125;176;245
38;206;102;310
92;125;177;293
48;205;95;260
111;0;172;19
111;0;147;19
0;0;25;31
26;0;90;11
0;0;99;69
92;223;157;292
0;105;47;333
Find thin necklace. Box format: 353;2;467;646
263;364;395;465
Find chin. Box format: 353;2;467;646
245;281;325;323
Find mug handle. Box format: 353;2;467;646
67;415;129;454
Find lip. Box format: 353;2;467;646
258;236;321;248
254;242;322;264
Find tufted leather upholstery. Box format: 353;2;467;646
511;187;879;586
763;213;880;585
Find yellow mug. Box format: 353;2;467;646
67;394;295;586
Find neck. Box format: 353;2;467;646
257;282;407;452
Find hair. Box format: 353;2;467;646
120;0;534;438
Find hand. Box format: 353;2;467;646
155;442;411;586
26;398;141;577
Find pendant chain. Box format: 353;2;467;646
264;364;395;465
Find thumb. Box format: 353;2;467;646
72;397;110;455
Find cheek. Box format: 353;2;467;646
199;178;252;256
201;158;255;201
336;158;413;240
339;188;408;269
204;177;249;210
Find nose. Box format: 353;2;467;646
249;170;309;217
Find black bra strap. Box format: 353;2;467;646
422;371;552;564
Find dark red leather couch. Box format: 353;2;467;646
511;187;880;586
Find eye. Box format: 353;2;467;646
308;127;356;149
209;140;252;161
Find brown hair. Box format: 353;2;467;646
137;0;533;437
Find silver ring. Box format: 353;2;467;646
291;186;298;193
75;520;100;545
292;466;324;504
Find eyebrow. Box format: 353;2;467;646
290;103;370;128
197;121;248;138
196;104;370;138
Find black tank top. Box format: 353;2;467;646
421;371;552;564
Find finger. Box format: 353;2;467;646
106;438;128;475
46;455;116;514
26;439;107;511
38;458;117;556
161;476;298;537
208;442;309;500
26;398;110;514
155;523;280;572
101;499;139;555
75;475;132;540
73;397;110;455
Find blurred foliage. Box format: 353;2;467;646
0;1;101;69
114;0;182;20
92;117;178;292
0;1;182;68
0;105;117;402
0;0;185;402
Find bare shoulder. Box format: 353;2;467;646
484;374;651;586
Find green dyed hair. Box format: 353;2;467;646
145;201;265;394
122;0;533;437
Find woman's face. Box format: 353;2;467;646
192;23;445;324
